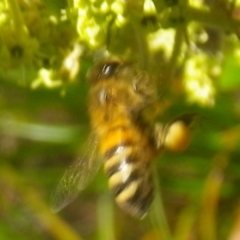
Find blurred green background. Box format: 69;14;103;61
1;0;240;240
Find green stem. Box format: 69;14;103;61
161;27;184;93
7;0;28;40
169;27;184;78
184;6;240;33
127;10;150;71
97;193;115;240
150;165;172;240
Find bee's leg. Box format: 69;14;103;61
132;72;156;100
153;122;166;150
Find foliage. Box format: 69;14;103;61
0;0;240;240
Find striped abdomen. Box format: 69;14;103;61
100;125;155;218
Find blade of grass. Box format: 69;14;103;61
149;165;172;240
97;193;115;240
0;165;84;240
227;200;240;240
199;153;229;240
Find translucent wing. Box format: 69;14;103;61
50;134;100;212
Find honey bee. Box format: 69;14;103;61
51;59;193;219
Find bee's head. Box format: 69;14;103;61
88;58;136;84
87;60;121;82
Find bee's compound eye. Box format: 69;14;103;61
164;121;191;152
88;60;122;82
100;61;121;79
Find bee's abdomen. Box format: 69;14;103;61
103;143;153;219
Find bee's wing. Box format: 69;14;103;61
50;135;100;213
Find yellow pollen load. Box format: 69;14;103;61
164;121;191;152
116;181;140;203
